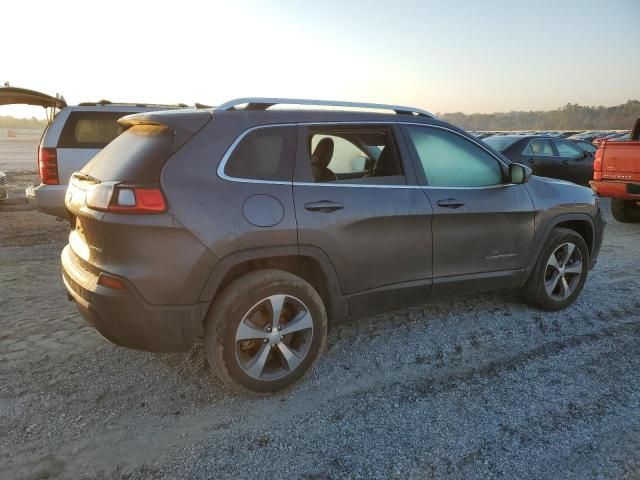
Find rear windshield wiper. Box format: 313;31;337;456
72;171;100;184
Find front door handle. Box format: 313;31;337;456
561;160;569;166
436;198;465;208
304;200;344;213
527;158;536;165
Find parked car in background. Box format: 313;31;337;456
62;97;604;394
0;86;185;218
483;135;594;185
610;132;631;142
569;139;598;154
590;119;640;222
0;170;7;201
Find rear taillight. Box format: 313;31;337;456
593;147;604;180
38;147;59;185
86;183;167;214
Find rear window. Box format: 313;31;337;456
482;136;522;152
81;124;174;182
58;112;136;148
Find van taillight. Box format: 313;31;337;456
38;147;59;185
593;148;603;180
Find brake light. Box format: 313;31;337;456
593;147;604;180
108;186;167;213
38;147;59;185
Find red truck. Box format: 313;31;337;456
590;119;640;222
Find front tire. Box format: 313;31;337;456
611;199;640;223
204;269;328;395
522;228;589;311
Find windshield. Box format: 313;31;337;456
482;136;522;152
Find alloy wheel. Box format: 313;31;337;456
234;295;314;381
544;242;583;301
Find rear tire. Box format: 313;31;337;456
204;269;327;395
611;199;640;223
522;228;589;311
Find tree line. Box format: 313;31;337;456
2;100;639;131
439;100;640;131
0;116;47;129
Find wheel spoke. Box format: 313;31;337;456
236;321;269;342
545;272;560;294
245;344;271;379
562;243;575;266
547;254;560;271
560;276;571;299
279;310;312;336
269;295;286;329
564;261;583;275
277;342;303;372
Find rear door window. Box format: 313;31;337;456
303;126;404;184
523;139;554;157
224;126;296;181
58;112;135;148
553;140;583;158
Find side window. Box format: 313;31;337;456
553;140;583;158
310;135;370;175
524;139;554;157
58;112;135;148
405;126;503;187
307;127;403;183
224;126;296;181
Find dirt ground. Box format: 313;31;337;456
1;132;639;479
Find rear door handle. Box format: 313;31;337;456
436;198;465;208
561;160;569;165
304;200;344;213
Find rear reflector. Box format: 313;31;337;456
38;147;59;185
98;273;126;290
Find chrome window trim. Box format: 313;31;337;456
216;122;515;190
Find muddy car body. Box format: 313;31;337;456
62;98;605;393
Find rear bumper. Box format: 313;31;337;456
590;180;640;200
61;245;203;353
25;183;68;218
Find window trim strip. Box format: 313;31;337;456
216;122;514;190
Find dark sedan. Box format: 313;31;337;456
483;135;594;185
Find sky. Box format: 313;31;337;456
2;0;639;119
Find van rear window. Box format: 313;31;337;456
81;124;174;182
58;112;136;149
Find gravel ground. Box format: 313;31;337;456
1;133;639;479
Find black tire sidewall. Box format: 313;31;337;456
206;270;327;394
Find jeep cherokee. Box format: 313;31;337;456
61;98;605;394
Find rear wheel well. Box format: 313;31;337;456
554;220;593;255
217;256;334;317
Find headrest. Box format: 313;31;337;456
312;137;334;168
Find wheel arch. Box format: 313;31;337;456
524;213;596;282
199;246;348;321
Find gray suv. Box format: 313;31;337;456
62;98;605;394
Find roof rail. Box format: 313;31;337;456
214;97;435;118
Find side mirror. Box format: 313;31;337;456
510;163;532;184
